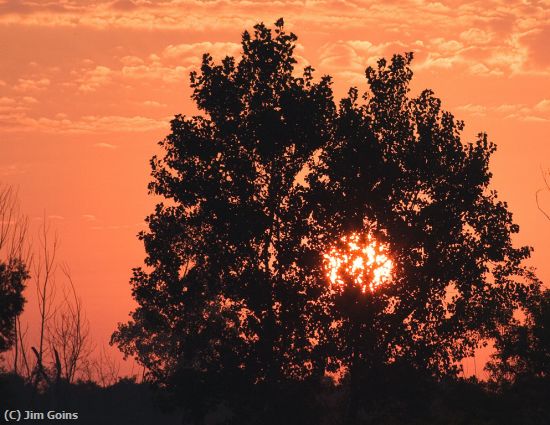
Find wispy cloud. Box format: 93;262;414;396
14;77;51;92
455;100;550;123
143;100;167;108
81;214;98;222
93;142;118;149
76;66;113;92
0;163;29;177
0;113;170;134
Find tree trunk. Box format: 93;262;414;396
346;317;361;425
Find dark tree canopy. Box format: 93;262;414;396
0;258;27;353
112;19;540;418
0;186;28;354
488;288;549;382
298;52;540;377
112;19;336;388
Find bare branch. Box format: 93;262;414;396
34;215;58;370
536;189;550;221
47;263;93;384
536;166;550;221
16;317;31;378
31;346;52;388
94;345;121;387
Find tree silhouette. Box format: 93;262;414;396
0;186;29;354
112;19;541;423
488;288;549;382
0;259;27;354
112;18;335;422
295;53;540;420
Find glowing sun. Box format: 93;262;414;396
323;232;393;293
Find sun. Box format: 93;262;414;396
323;232;393;293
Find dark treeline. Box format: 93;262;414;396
1;365;549;424
0;374;181;424
1;19;549;424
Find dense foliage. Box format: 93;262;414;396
488;289;549;381
112;19;542;424
112;19;336;387
0;257;27;353
299;52;540;378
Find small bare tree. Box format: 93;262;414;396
47;264;93;384
30;217;58;388
93;345;121;387
26;221;94;388
2;195;98;387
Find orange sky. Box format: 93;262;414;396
1;0;549;378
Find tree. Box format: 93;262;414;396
47;264;93;384
29;218;58;388
296;53;540;420
0;259;27;354
112;19;540;423
0;186;29;355
29;223;93;389
488;288;549;382
112;18;335;421
6;217;94;390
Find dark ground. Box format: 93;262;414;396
1;371;548;425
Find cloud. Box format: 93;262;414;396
430;38;464;53
143;100;167;108
318;40;408;73
459;28;495;45
76;66;113;92
521;115;548;123
0;96;17;106
0;163;29;177
81;214;98;222
319;42;364;71
119;55;144;66
117;42;242;83
315;33;531;78
534;99;550;113
22;96;38;104
162;42;240;61
120;62;189;84
417;53;463;70
70;41;241;93
1;0;548;79
0;112;170;134
14;78;50;92
454;100;550;123
110;0;139;11
93;142;118;149
0;96;37;113
1;0;549;141
468;63;504;77
518;24;550;68
455;104;487;117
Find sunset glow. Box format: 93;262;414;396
2;0;549;379
323;233;393;293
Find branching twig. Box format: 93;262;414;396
536;166;550;221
